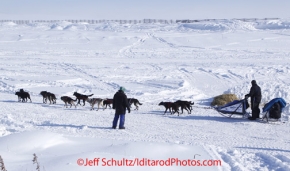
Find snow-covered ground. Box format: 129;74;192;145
0;19;290;171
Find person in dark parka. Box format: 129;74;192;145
112;87;130;129
246;80;262;120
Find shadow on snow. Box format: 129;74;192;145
37;122;112;129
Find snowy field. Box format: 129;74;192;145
0;19;290;171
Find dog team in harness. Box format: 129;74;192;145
15;79;288;126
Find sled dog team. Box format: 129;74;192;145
15;89;143;111
14;89;194;115
14;80;286;120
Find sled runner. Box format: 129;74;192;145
215;98;249;118
261;98;287;122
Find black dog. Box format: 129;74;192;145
128;98;143;110
174;100;194;114
158;102;179;115
61;96;77;108
73;92;94;106
40;91;57;104
15;90;32;102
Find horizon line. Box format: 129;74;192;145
0;17;281;23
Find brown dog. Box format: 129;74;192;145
103;99;113;109
40;91;57;104
158;102;179;115
73;92;94;106
61;96;77;108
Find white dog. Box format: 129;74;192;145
86;98;106;111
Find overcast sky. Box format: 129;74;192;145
0;0;289;20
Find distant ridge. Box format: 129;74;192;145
0;18;280;24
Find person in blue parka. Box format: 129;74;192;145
112;87;130;129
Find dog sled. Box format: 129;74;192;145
261;98;287;123
214;98;249;118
